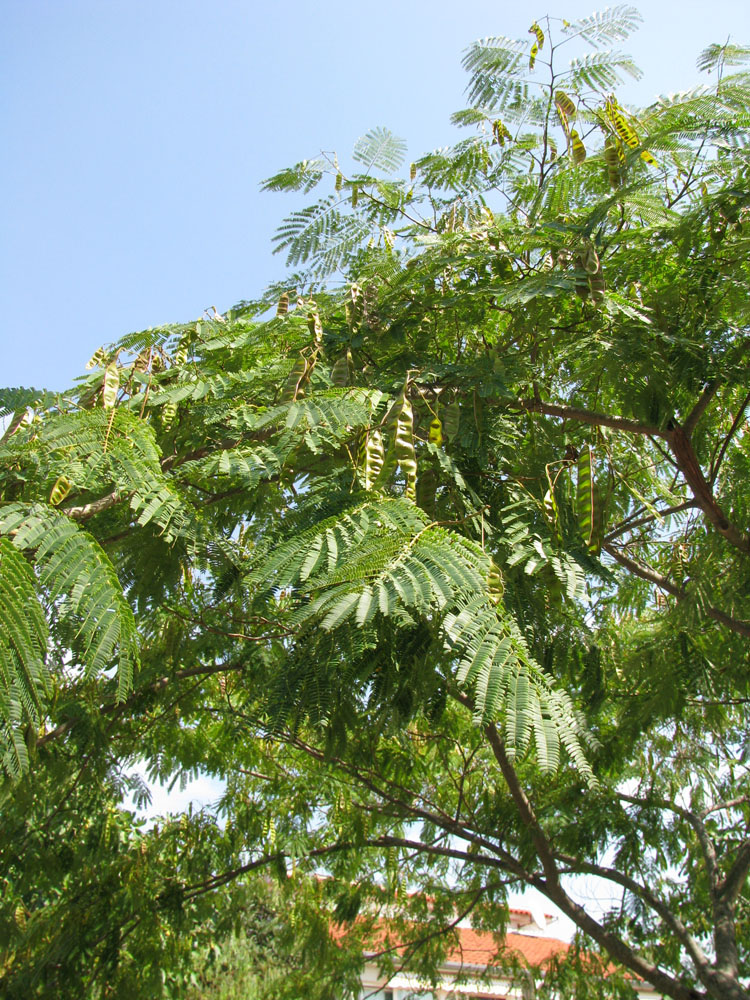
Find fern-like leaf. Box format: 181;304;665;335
352;127;407;174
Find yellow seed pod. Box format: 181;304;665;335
604;138;622;188
529;21;544;48
487;561;505;605
394;393;417;501
49;475;72;506
102;362;119;409
410;162;417;181
276;292;289;317
86;347;107;370
428;416;443;447
555;90;576;125
570;130;586;164
335;172;343;191
360;428;385;490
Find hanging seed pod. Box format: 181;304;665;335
86;347;107;370
330;351;351;388
606;95;656;167
588;267;605;303
529;21;545;49
442;400;461;442
307;306;323;344
410;162;417;181
358;427;385;490
363;282;379;331
276;292;289;318
577;445;596;551
394;392;417;501
102;362;119;409
582;243;599;275
416;465;438;519
335;172;343;192
281;355;310;404
555;90;575;135
49;475;72;506
487;560;505;604
604;137;622;189
428;415;443;447
493;120;512;146
570;130;586;164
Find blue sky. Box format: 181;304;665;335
2;0;749;390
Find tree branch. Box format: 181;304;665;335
552;851;712;977
603;543;750;638
710;388;750;487
683;380;720;436
669;425;750;554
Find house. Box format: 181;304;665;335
355;907;664;1000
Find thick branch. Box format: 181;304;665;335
604;543;750;638
533;879;704;1000
618;792;719;892
711;389;750;487
482;721;560;887
683;381;720;436
552;852;711;978
720;839;750;908
63;490;126;521
604;501;698;543
669;425;750;554
511;397;668;438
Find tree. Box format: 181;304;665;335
2;7;750;998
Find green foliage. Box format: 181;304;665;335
2;9;750;1000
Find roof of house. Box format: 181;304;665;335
338;918;569;972
445;925;569;969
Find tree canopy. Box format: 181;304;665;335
2;8;750;999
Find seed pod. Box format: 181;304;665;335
103;362;119;409
529;21;544;49
428;416;443;447
276;292;289;318
335;172;343;191
410;162;417;181
330;351;351;388
49;475;72;506
570;130;586;164
577;445;596;551
604;137;622;189
281;355;309;403
588;268;605;303
358;428;385;490
86;347;107;370
307;306;323;344
555;90;576;134
393;392;417;501
442;400;460;442
487;560;505;604
416;465;438;519
493;120;512;146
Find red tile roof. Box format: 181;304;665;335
445;926;569;968
336;919;569;971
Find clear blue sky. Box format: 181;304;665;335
2;0;749;390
